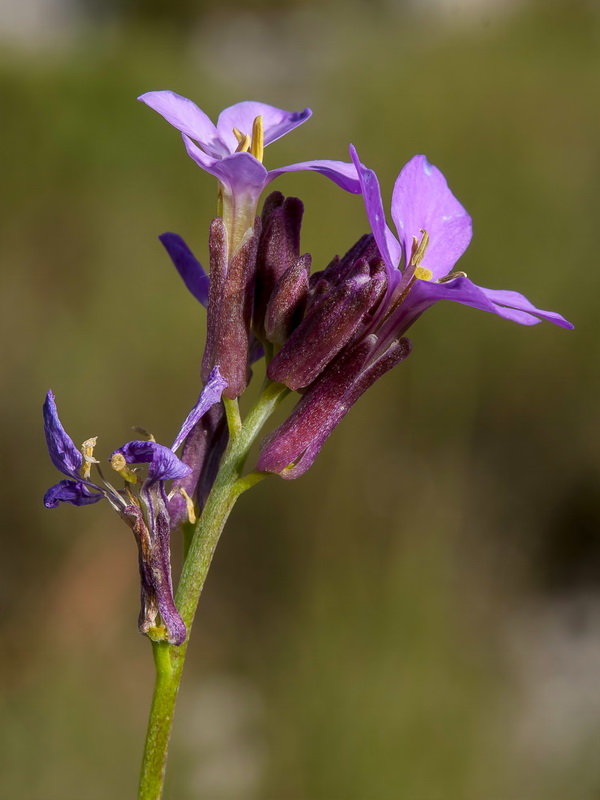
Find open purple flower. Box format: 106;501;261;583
139;92;360;253
349;146;573;346
258;151;573;478
43;367;227;645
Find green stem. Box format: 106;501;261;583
138;381;288;800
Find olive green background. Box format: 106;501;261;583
1;1;599;797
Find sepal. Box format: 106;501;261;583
201;218;261;398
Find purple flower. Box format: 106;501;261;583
43;367;227;644
258;151;573;478
349;146;573;344
139;92;360;253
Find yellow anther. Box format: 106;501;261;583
179;487;197;525
233;127;250;153
110;452;138;484
81;437;99;480
250;115;264;163
410;229;430;268
132;426;155;443
414;266;433;281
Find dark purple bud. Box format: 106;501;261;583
264;254;311;346
305;274;333;315
201;217;261;398
159;232;209;307
43;390;83;479
123;503;187;646
168;401;229;529
258;334;412;479
44;479;103;508
267;259;387;390
253;192;304;340
318;234;379;288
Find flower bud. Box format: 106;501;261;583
267;258;387;390
264;254;311;346
253;192;304;341
258;334;412;479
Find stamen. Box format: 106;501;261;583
132;426;156;443
179;487;197;525
438;271;467;284
410;229;430;268
125;485;138;507
233;127;250;153
110;452;138;484
232;127;246;145
81;437;99;480
250;115;264;162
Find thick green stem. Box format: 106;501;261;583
137;381;288;800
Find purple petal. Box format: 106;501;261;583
269;159;362;194
138;91;226;158
249;335;265;365
217;101;311;152
209;151;269;196
184;136;269;199
388;275;573;336
171;366;228;452
113;442;191;483
391;155;472;281
43;390;83;478
44;479;103;508
349;146;402;283
159;233;209;307
480;287;574;329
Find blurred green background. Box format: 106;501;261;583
1;0;599;797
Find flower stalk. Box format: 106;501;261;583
137;380;288;800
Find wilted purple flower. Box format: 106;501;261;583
43;367;227;644
138;92;360;253
258;150;573;478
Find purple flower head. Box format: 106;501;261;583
42;367;227;645
258;151;573;479
139;92;360;253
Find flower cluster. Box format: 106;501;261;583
43;92;572;643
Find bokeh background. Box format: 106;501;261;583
1;0;599;797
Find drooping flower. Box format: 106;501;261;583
43;367;227;644
258;151;573;478
138;92;360;254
